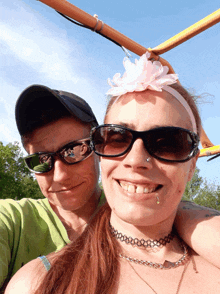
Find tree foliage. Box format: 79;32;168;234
0;141;43;200
0;142;219;208
183;167;220;210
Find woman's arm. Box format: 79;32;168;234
175;201;220;268
4;258;46;294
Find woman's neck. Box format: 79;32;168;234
109;211;185;264
110;210;176;241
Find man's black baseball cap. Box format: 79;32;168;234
15;84;98;136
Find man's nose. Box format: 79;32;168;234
52;158;70;182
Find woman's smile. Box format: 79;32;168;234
113;178;164;203
118;180;162;194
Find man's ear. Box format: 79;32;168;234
187;150;200;182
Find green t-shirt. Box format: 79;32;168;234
0;193;105;291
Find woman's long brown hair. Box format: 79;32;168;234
34;203;119;294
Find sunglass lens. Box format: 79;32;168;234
25;154;52;173
60;141;92;164
147;128;193;161
92;126;132;156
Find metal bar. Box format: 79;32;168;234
151;9;220;54
37;0;176;73
37;0;220;158
199;145;220;158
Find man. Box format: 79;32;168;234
0;85;105;290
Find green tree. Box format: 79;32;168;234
0;141;43;200
183;167;220;210
183;167;203;201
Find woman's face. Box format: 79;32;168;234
101;90;198;227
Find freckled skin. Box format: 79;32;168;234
101;90;198;233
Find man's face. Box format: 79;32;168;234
25;117;100;212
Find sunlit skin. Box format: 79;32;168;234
101;90;198;240
5;93;220;294
25;117;101;238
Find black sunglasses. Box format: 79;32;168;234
24;138;92;174
90;124;199;163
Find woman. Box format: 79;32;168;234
6;53;220;294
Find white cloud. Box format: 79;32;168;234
0;1;105;144
0;78;21;143
0;124;16;143
0;22;80;83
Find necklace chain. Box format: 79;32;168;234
110;223;175;248
111;224;194;293
127;255;191;294
119;242;189;269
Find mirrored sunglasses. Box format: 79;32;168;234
90;124;199;163
24;138;92;174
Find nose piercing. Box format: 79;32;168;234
156;196;160;205
146;157;151;162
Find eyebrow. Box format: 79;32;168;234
118;122;135;129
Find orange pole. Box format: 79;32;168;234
38;0;176;73
200;128;214;149
200;145;220;157
37;0;219;159
38;0;149;56
151;9;220;55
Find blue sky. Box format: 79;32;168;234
1;0;220;185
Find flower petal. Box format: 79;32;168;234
106;52;178;97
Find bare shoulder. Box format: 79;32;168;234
188;251;220;291
163;251;219;294
192;252;220;271
5;257;47;294
178;201;220;217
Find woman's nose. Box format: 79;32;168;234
122;138;153;170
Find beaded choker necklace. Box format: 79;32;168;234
109;223;175;249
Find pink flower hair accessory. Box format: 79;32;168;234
107;52;178;96
106;52;197;133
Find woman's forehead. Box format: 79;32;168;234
106;91;193;131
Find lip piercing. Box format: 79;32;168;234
146;157;151;162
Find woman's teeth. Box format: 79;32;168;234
119;182;159;194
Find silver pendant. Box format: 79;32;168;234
163;260;175;268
